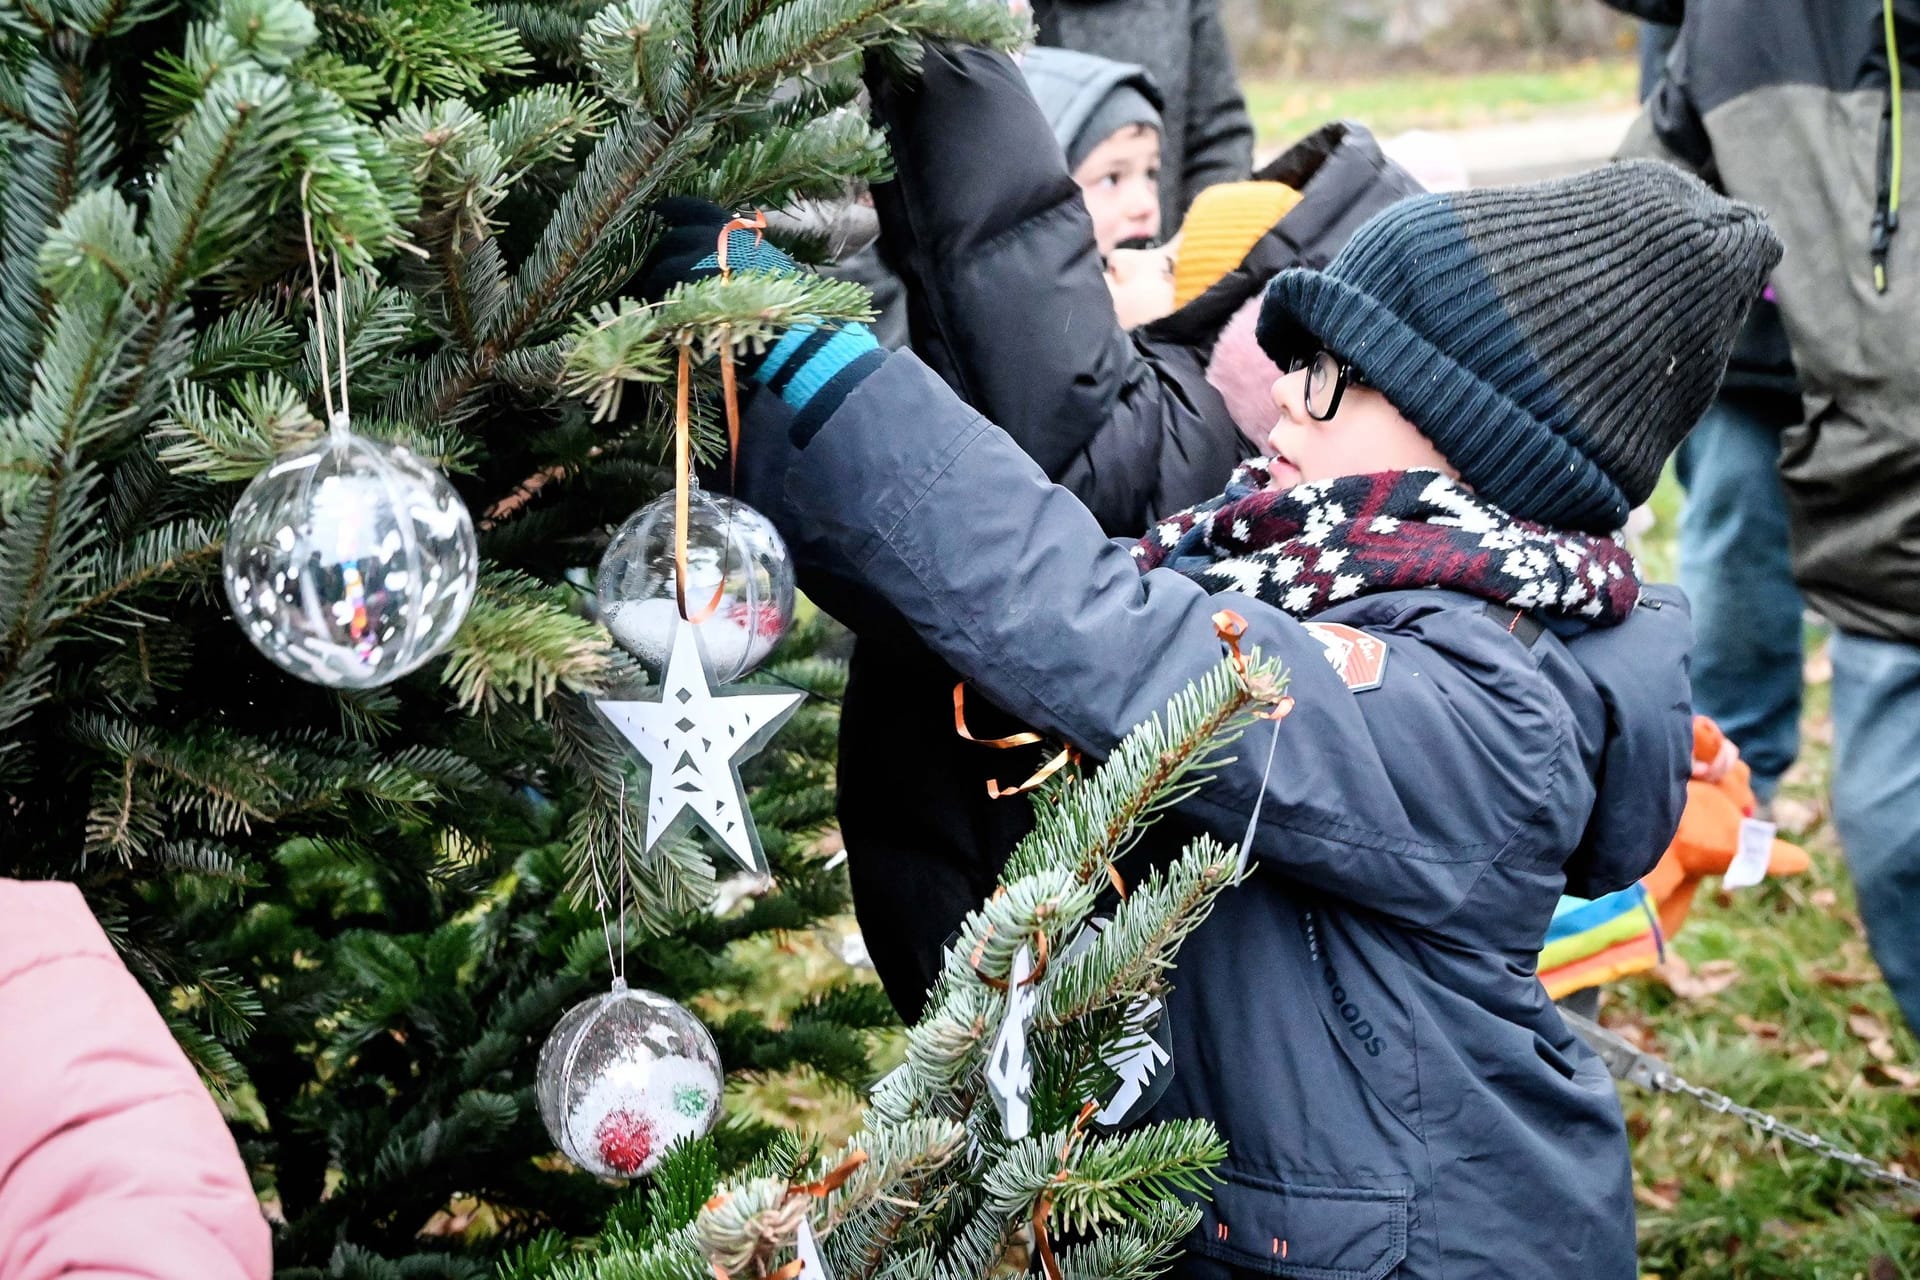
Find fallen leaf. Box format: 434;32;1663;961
1865;1062;1920;1089
1794;1048;1832;1069
1804;644;1833;684
1868;1037;1900;1064
1734;1014;1782;1040
1810;887;1840;910
1803;716;1834;746
1850;1010;1893;1043
1654;956;1740;1000
1772;796;1823;835
1815;968;1875;988
1634;1179;1680;1212
1868;1256;1899;1280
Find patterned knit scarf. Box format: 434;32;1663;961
1132;467;1641;623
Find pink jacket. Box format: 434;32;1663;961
0;880;271;1280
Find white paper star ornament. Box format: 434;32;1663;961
596;620;803;874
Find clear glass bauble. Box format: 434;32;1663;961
535;980;724;1179
222;427;478;690
596;490;794;683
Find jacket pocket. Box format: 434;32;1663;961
1193;1170;1409;1279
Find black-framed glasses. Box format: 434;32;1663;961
1286;348;1366;421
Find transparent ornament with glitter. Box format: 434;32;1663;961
222;421;478;689
536;980;724;1179
596;490;793;684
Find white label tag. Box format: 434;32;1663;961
795;1217;831;1280
1722;817;1776;889
985;945;1037;1140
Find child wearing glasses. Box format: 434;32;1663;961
644;151;1778;1276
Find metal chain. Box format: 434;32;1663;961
1562;1009;1920;1197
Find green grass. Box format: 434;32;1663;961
1620;483;1920;1279
1244;57;1637;148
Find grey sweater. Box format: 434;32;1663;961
1033;0;1254;229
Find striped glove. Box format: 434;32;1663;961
641;198;885;444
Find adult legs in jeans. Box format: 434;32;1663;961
1675;395;1804;799
1828;628;1920;1039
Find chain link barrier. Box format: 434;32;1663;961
1562;1009;1920;1197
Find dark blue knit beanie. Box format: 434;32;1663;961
1255;159;1784;532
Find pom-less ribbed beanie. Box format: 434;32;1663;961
1255;159;1784;532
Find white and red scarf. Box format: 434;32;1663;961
1132;467;1640;624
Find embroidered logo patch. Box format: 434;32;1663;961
1302;622;1389;692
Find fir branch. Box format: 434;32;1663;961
438;569;617;716
151;374;322;480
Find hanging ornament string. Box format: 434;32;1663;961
298;171;352;433
671;213;768;625
1210;610;1295;877
597;780;631;987
703;1149;870;1280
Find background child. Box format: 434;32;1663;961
647;154;1780;1278
1019;46;1164;255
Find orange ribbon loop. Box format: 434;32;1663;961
715;210;768;275
1212;609;1293;721
968;897;1052;992
954;683;1082;797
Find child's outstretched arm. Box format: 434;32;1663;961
730;349;1693;952
867;43;1241;532
0;881;272;1280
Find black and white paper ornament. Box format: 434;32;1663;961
597;490;794;684
535;979;724;1179
223;420;477;689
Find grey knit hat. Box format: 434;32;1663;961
1256;159;1784;532
1018;46;1163;172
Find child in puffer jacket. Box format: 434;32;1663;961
643;143;1780;1276
0;879;271;1280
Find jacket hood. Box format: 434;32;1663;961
1541;584;1695;899
1149;121;1424;358
1018;46;1163;167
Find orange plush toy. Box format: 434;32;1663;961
1539;716;1808;1000
1644;716;1810;937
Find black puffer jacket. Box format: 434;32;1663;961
848;44;1422;1019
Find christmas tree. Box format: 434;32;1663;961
0;0;1015;1269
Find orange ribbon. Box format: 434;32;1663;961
670;213;769;626
672;342;728;624
968;896;1052;992
1211;609;1294;721
714;212;764;494
953;682;1083;797
1031;1102;1100;1280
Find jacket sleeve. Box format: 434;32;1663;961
0;881;271;1280
1177;0;1255;204
868;43;1241;532
752;355;1569;945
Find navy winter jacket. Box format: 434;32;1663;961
738;353;1690;1278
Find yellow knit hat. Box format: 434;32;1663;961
1172;181;1303;308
